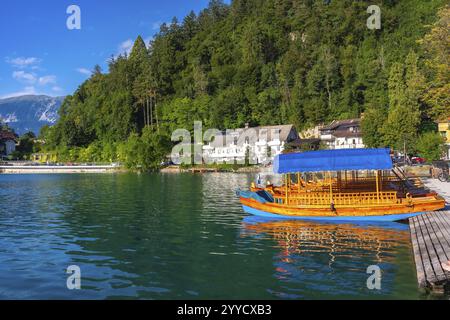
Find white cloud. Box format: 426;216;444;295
1;86;37;99
6;57;41;68
38;75;56;85
76;68;91;76
52;86;63;92
12;71;37;84
118;39;133;56
31;65;43;71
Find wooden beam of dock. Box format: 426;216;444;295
409;210;450;294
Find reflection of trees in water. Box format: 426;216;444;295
200;173;283;199
242;220;410;268
57;173;207;297
201;173;253;195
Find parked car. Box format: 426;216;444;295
411;156;426;165
160;160;174;167
393;156;405;163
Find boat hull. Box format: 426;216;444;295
239;196;445;222
242;205;427;222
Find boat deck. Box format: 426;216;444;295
409;209;450;294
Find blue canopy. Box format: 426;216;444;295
273;148;392;173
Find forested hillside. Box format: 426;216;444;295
43;0;449;169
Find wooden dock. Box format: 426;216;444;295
409;209;450;294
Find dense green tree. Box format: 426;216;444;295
14;132;36;160
382;59;421;150
420;5;450;120
43;0;448;169
416;131;446;161
361;106;387;148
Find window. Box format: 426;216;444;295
274;129;281;140
260;129;267;141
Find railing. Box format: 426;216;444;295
284;180;400;193
273;191;399;206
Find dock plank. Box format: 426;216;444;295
435;211;450;236
427;213;450;260
409;210;450;294
409;217;426;287
421;214;448;282
419;214;447;283
412;216;437;284
435;214;450;246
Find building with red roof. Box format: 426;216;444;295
0;130;18;156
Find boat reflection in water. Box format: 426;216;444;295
240;217;414;299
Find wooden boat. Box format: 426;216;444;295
238;148;445;222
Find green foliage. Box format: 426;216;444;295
117;129;171;171
381;52;423;150
420;5;450;120
45;0;447;168
361;106;387;148
8;131;36;160
415;131;446;161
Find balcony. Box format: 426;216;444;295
320;134;334;141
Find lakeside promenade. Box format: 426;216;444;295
0;165;120;174
422;178;450;203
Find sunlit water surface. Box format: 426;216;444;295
0;173;423;299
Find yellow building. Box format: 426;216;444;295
31;153;57;163
438;117;450;159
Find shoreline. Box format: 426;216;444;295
0;164;267;174
0;165;123;174
0;164;433;176
160;165;271;174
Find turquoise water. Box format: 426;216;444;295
0;173;422;299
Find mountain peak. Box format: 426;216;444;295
0;95;65;135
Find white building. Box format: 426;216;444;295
319;119;365;149
203;124;298;165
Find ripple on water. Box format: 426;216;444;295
0;173;423;299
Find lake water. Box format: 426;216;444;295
0;173;423;299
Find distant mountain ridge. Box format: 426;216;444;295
0;95;65;135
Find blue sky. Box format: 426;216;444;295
0;0;228;99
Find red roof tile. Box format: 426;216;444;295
0;130;18;141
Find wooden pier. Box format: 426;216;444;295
409;209;450;294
